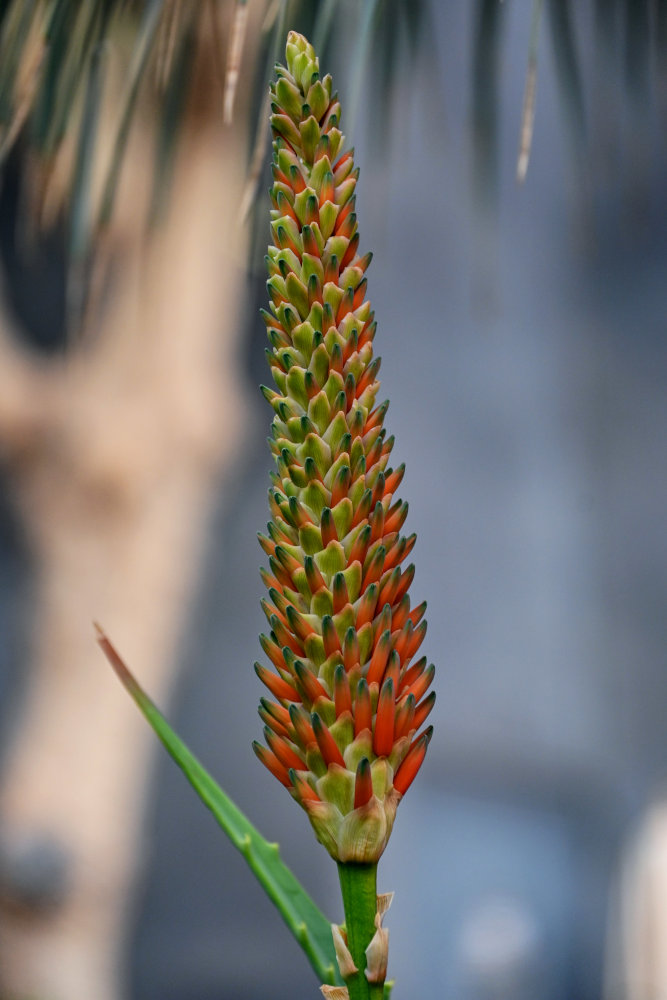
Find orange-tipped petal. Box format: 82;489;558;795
333;148;354;177
393;621;414;663
402;618;427;662
259;632;287;672
321;507;338;545
290;769;321;803
384;533;414;571
409;600;427;628
259;567;283;592
353;757;373;809
258;532;276;558
294;660;329;704
384;464;405;495
369;471;385;509
373;677;395;757
270;614;303;655
364;399;389;434
304;555;327;594
405;662;435;703
368;500;385;542
289;703;317;747
373;602;392;638
376;567;401;608
358;363;381;404
264;728;306;770
336;206;356;240
383;650;400;692
361;545;386;590
394;692;416;740
324;254;340;286
334;664;352;717
288;495;314;528
319;171;334;206
274;544;302;578
322;615;342;657
335;196;355;231
412;690;436;730
302;224;319;256
331;466;351;507
267;586;292;619
356;582;378;629
339;232;360;268
268;555;293;591
342;626;360;673
259;697;292;737
351;488;373;529
393;563;415;604
392;726;433;795
312;713;346;768
354;678;372;735
286;605;317;643
259;702;289;737
332;572;350;615
399;655;428;694
262;596;287;627
389;595;412;631
352;279;367;310
348;524;371;565
253;741;291;787
366;629;391;687
254;662;300;702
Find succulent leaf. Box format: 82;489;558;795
96;628;341;987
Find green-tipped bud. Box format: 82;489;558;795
284;31;322;95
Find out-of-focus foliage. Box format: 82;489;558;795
473;0;667;209
96;628;345;992
0;0;436;326
1;0;663;332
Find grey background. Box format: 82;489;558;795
2;3;667;999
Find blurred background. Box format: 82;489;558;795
0;1;665;999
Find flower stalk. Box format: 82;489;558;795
337;863;384;1000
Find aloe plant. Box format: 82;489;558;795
100;31;434;1000
255;30;435;998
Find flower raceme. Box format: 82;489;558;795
254;32;434;865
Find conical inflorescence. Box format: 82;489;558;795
254;32;434;864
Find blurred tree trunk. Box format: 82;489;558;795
619;800;667;1000
0;53;253;1000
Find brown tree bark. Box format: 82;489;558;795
0;116;250;1000
617;800;667;1000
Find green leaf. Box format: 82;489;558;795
313;0;339;57
347;0;381;134
99;0;166;228
149;7;196;225
0;0;37;128
31;0;99;157
67;37;107;334
95;626;342;989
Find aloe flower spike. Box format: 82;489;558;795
256;31;436;998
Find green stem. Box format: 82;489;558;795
337;863;384;1000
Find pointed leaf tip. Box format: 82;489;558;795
95;630;341;986
95;626;140;697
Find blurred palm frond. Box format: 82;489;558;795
471;0;505;214
470;0;667;242
0;0;441;336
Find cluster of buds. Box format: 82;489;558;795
254;32;434;865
